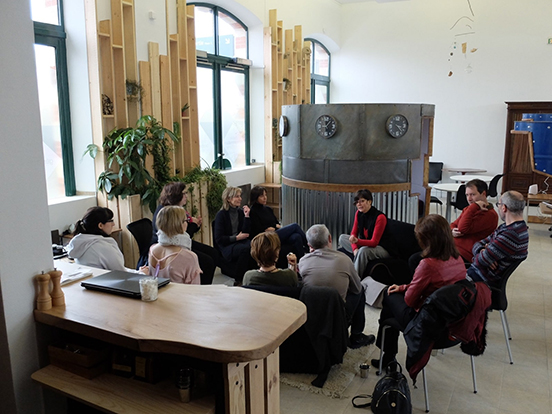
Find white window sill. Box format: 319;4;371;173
48;194;96;207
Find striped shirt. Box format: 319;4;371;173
469;220;528;284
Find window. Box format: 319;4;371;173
307;39;331;104
192;3;250;170
32;0;75;198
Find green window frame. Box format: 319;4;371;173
306;38;331;104
191;3;250;170
33;0;76;196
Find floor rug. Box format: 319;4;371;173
280;344;376;399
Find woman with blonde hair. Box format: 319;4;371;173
149;206;201;284
243;232;298;287
213;186;255;283
151;181;218;284
371;214;466;368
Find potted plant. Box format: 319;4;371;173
84;115;179;212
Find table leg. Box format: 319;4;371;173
445;192;452;222
224;349;280;414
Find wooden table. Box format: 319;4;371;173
32;265;307;414
527;193;552;224
443;168;487;175
432;183;462;222
450;174;494;183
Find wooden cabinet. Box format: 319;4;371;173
503;101;552;196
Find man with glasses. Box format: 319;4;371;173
466;191;529;286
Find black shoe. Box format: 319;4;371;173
349;333;376;349
371;356;397;371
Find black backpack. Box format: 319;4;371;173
352;362;412;414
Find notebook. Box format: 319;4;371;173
81;270;170;299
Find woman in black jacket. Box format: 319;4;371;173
249;186;307;260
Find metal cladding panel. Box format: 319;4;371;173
283;156;409;184
281;103;430;162
281;186;418;246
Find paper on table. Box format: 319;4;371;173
61;270;93;286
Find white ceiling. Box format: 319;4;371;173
335;0;410;3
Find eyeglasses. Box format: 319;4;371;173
496;202;504;208
106;219;114;223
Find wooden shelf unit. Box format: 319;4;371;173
92;1;212;266
32;365;216;414
263;10;311;218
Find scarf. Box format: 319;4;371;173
157;230;192;250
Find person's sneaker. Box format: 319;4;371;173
348;333;375;349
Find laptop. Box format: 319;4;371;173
81;270;170;299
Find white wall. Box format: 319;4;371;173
0;2;55;413
334;0;552;179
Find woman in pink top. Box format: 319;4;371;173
371;214;466;369
149;206;201;285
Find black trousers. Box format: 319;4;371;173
375;290;417;356
192;240;219;285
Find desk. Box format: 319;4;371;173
432;183;461;222
527;193;552;224
450;174;494;183
443;168;487;175
32;263;307;414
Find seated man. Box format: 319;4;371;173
339;189;395;278
466;190;529;286
298;224;376;349
451;179;498;262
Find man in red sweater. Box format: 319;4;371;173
450;179;498;261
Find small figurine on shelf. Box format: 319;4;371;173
102;94;113;115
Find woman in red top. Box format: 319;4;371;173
338;189;394;278
371;214;466;369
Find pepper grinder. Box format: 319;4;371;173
49;268;65;307
37;272;52;311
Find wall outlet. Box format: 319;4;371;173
548;38;552;44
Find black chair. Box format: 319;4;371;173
126;218;153;269
487;174;504;202
376;318;476;413
428;162;444;214
451;184;468;216
489;258;525;364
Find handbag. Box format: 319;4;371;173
352;361;412;414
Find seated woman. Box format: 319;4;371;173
214;186;256;284
339;188;394;278
149;206;201;285
249;185;308;259
243;232;298;287
67;207;148;274
371;214;466;368
152;182;218;284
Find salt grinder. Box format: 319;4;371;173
49;268;65;307
37;272;52;311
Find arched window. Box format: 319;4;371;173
306;39;331;104
192;3;250;170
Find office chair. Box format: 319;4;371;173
489;259;525;364
376;318;477;413
487;174;503;202
428;162;444;214
451;184;468;217
126;218;153;269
